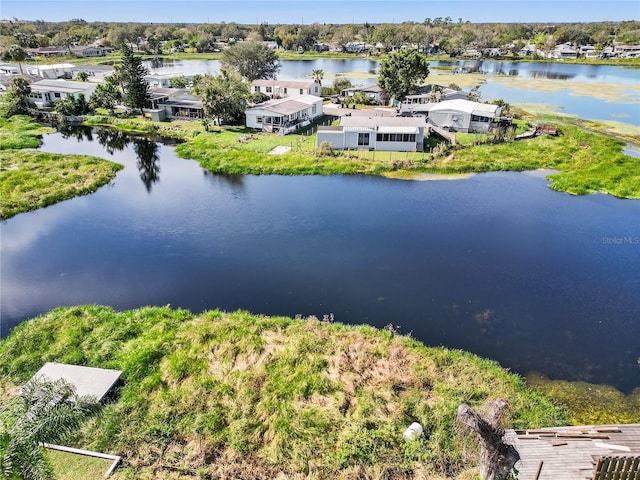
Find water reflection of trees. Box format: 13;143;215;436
202;170;246;192
92;128;161;191
59;124;93;142
133;138;160;192
95;128;129;155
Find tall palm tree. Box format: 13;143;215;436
0;377;101;480
311;68;324;85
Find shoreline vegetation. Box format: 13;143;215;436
83;110;640;199
0;305;570;479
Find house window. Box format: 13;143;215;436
471;114;490;123
54;92;61;98
376;133;382;141
284;88;288;94
254;86;260;92
257;116;263;124
299;89;303;94
266;86;272;93
358;133;370;146
312;104;317;114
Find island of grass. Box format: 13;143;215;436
0;305;569;480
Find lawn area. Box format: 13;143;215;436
0;305;569;480
46;449;113;480
0;149;123;219
0;115;55;149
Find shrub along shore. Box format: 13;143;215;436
0;305;570;479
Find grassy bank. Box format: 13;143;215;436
82;113;640;198
0;115;55;150
0;306;568;480
422;125;640;198
0;149;123;219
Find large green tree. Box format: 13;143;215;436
194;69;249;127
0;377;101;480
0;77;31;118
220;41;280;82
119;43;150;116
377;49;430;102
90;74;122;115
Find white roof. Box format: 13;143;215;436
340;116;427;128
425;99;499;117
30;79;96;94
247;94;322;115
29;362;122;401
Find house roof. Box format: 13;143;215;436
504;424;640;480
423;99;499;116
252;79;317;89
339;116;427;128
247;94;322;116
342;84;383;94
30;79;96;95
28;362;122;401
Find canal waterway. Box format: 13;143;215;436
1;128;639;392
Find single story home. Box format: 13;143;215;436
398;86;468;114
341;84;386;105
27;79;97;108
245;94;323;134
413;99;502;133
25;63;75;79
144;73;192;88
251;79;321;99
70;45;113;57
147;87;204;120
71;64;115;82
316;116;429;152
26;46;69;58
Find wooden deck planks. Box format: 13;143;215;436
504;424;640;480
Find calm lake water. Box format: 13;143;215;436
2;128;639;392
144;58;640;126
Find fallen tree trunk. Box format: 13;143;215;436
457;399;520;480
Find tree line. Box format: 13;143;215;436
1;18;639;56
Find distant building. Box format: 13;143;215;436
417;99;502;133
251;79;321;99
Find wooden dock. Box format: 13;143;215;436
429;125;457;145
504;424;640;480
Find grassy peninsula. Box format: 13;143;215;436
0;116;123;219
0;150;123;219
0;306;568;480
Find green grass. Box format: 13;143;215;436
424;125;640;199
0;149;123;219
0;115;55;149
0;306;569;480
46;449;113;480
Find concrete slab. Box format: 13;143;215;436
30;362;122;401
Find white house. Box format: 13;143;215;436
341;84;386;105
251;79;321;99
70;45;113;57
245;94;323;134
25;63;75;79
144;73;192;88
27;79;97;107
316;116;429;152
415;99;501;133
398;86;468;114
71;64;114;82
147;88;204;121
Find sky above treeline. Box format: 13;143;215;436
2;0;638;24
